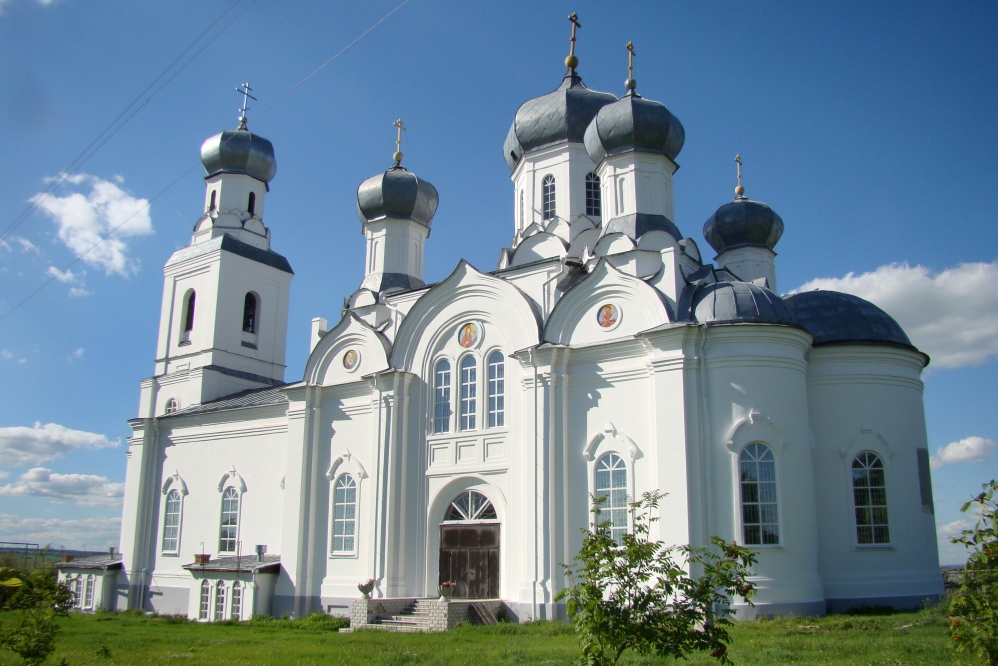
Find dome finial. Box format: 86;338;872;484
235;82;256;130
565;13;581;71
624;41;637;92
392;118;406;165
734;154;746;198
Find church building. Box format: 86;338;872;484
88;22;943;622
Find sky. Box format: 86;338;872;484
0;0;994;566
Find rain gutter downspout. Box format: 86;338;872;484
698;325;713;555
528;346;539;620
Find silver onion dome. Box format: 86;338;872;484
703;197;784;255
200;124;277;184
682;279;796;326
356;165;439;227
783;290;914;350
503;72;617;171
583;89;685;165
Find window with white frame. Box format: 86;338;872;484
199;580;210;620
740;443;779;545
459;355;477;431
542;175;556;220
218;487;239;553
230;582;242;620
595;453;628;544
165;398;179;414
852;451;890;544
71;577;82;608
83;575;95;610
331;475;357;554
433;359;452;434
487;351;505;428
162;489;182;553
585;172;601;217
444;490;497;521
214;583;226;621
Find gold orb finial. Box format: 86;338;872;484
566;13;581;70
565;54;579;69
393;151;404;163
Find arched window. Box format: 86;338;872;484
214;583;227;621
199;581;210;621
165;398;179;415
71;577;82;608
230;582;242;621
459;355;477;431
181;290;196;344
740;443;779;545
853;452;890;544
331;475;357;554
595;453;628;543
218;487;239;553
519;189;524;227
242;293;257;334
247;192;256;215
542;175;556;221
209;190;217;211
83;575;95;610
585;172;601;217
162;489;182;553
433;359;452;434
487;351;505;428
444;490;497;521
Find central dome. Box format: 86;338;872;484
503;72;616;171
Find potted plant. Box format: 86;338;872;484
438;580;455;601
357;578;375;599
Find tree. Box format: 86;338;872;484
556;491;757;666
0;566;73;666
949;479;998;666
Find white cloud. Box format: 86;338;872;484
0;513;120;550
66;348;84;362
46;265;80;284
68;286;92;297
937;519;974;538
0;350;11;361
31;174;152;277
794;261;998;369
0;467;124;507
931;436;996;470
0;422;119;467
0;0;57;14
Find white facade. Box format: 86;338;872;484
114;62;942;622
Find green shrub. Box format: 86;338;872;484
949;479;998;666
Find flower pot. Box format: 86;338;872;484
437;585;454;601
358;581;375;599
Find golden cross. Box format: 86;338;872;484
627;41;636;80
392;118;406;163
568;13;581;57
735;154;745;196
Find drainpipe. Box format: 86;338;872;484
698;325;713;553
528;347;539;620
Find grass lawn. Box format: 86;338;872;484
0;607;973;665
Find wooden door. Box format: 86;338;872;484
438;524;500;599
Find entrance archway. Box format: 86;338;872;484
438;490;500;599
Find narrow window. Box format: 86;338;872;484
165;398;179;414
162;489;181;552
541;175;556;221
585;172;602;217
595;453;628;544
242;293;257;334
214;583;227;622
332;475;357;554
487;351;505;428
230;582;242;621
459;355;477;431
519;189;524;227
433;359;452;434
219;487;239;553
247;192;256;215
83;575;95;610
182;290;196;342
740;443;779;545
853;452;890;544
199;580;210;620
72;578;82;608
209;190;217;211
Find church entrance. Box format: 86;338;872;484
438;490;500;599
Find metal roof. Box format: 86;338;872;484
783;290;914;349
604;213;683;242
703;197;784;255
164;234;294;275
678;268;796;326
182;554;281;574
200;127;276;184
161;385;289;419
54;555;123;571
356;165;438;227
584;90;685;165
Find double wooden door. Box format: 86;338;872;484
438;523;500;599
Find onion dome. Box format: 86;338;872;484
703;196;784;255
200;120;276;184
503;72;617;171
583;88;684;165
683;279;796;326
783;290;914;349
356;165;439;227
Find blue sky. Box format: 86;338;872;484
0;0;994;565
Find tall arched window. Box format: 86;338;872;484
180;290;196;344
542;175;556;220
247;192;256;215
853;452;890;544
71;578;82;608
218;487;239;553
162;489;182;553
209;190;217;211
595;453;628;543
433;359;452;434
487;351;505;428
83;575;95;610
459;355;477;431
242;293;257;334
214;583;227;621
230;582;242;621
165;398;179;415
519;189;524;227
585;172;601;217
199;580;210;620
331;475;357;554
740;443;779;545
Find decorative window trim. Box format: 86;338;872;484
725;411;787;453
432;357;453;434
230;581;243;621
486;349;506;429
458;354;478;431
330;473;359;557
583;422;640;532
734;441;783;548
160;487;184;556
217;470;245;555
593;452;629;543
83;574;95;610
851;450;892;547
442;489;499;523
213;582;227;622
541;174;556;221
199;580;210;621
327;451;366;559
585;172;602;218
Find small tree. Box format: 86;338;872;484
557;491;756;666
949;479;998;666
0;566;73;666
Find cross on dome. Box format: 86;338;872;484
392;118;406;165
735;154;746;198
236;82;256;129
565;13;581;70
625;41;637;91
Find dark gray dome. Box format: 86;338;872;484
703;197;784;255
356;165;439;227
504;72;617;171
583;90;685;165
783;290;914;349
200;126;276;184
683;280;796;326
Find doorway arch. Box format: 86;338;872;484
438;489;500;599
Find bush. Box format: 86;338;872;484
0;566;73;665
949;479;998;666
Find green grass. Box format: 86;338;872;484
0;606;973;665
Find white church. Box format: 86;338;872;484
61;25;944;622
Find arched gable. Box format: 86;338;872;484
543;259;672;346
725;411;788;453
510;232;567;266
391;260;542;373
303;312;391;386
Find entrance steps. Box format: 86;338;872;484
369;599;435;633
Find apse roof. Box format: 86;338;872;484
783;290;915;349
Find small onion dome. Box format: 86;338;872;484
200;125;276;184
356;165;439;227
783;290;914;350
583;90;685;165
684;280;796;326
703;197;784;255
503;72;617;171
